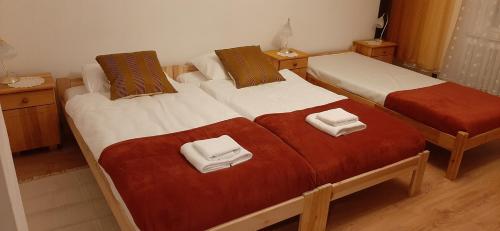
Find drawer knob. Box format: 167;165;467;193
21;98;29;104
293;63;298;67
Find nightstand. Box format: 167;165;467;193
353;40;397;64
264;49;309;78
0;73;60;153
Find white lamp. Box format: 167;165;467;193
278;18;294;55
375;13;388;43
0;38;18;84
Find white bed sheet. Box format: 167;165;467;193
308;52;444;105
65;81;239;160
200;69;347;120
64;85;88;102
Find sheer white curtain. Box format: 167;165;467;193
441;0;500;95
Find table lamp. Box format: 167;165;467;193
0;38;18;85
375;13;388;43
278;18;294;55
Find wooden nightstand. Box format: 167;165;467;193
353;40;397;64
0;73;60;153
264;49;309;78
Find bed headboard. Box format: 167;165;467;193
308;49;352;57
163;64;198;80
55;64;198;105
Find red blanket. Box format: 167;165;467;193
255;99;425;186
99;117;316;231
385;82;500;136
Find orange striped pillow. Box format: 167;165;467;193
215;46;285;88
96;51;176;100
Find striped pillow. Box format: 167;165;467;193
96;51;177;100
215;46;285;88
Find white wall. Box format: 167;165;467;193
0;0;380;77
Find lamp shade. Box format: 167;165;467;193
279;18;293;39
376;14;385;29
0;39;17;60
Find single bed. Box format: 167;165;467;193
199;69;429;201
57;72;333;231
307;52;500;180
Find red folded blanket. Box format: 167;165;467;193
99;117;316;231
255;99;425;186
385;82;500;136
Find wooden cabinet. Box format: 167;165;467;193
263;49;309;79
0;74;60;152
353;40;397;64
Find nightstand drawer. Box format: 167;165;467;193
291;68;307;78
372;47;395;57
0;90;54;110
279;58;308;70
373;55;394;64
355;45;373;56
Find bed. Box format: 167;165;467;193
57;65;428;231
57;70;334;231
307;52;500;180
199;69;429;201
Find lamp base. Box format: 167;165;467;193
365;39;384;46
279;48;294;54
0;76;20;85
277;51;298;58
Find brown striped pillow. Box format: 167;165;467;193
96;51;176;100
215;46;285;88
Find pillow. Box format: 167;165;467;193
215;46;285;88
82;63;109;93
96;51;177;100
189;52;229;80
176;71;208;87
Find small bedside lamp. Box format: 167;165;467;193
375;14;388;43
278;18;294;55
0;38;18;85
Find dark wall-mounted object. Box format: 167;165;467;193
376;0;392;39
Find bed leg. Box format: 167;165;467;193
409;151;429;196
299;184;332;231
446;132;469;180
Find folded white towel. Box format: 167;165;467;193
316;108;359;127
306;113;366;137
193;135;241;160
181;142;252;173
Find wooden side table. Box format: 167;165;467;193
353;40;397;64
0;73;60;153
264;49;309;79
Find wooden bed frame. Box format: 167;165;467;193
55;65;429;230
306;51;500;181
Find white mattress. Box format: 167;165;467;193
308;52;444;105
200;69;347;120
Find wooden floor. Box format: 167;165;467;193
271;140;500;231
19;168;118;231
14;136;500;230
